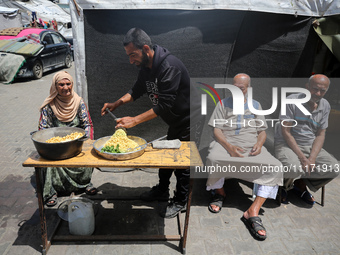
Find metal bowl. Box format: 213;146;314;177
93;135;147;160
31;127;87;160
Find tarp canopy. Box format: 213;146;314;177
0;52;25;84
314;15;340;62
0;6;22;30
9;0;71;22
0;6;19;14
0;0;72;37
69;3;326;140
74;0;340;17
69;1;339;109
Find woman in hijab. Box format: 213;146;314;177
39;71;97;207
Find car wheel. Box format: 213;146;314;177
32;61;43;79
65;54;72;68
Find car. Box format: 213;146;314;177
0;28;72;79
65;36;74;60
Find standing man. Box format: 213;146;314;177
275;74;339;205
101;28;203;218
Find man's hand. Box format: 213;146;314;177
101;102;119;116
116;116;137;129
101;93;133;116
213;128;245;157
227;144;245;157
299;157;316;175
249;143;262;156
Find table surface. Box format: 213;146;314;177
23;140;202;169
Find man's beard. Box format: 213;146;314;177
136;51;149;68
310;96;321;104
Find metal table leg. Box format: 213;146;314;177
35;167;51;254
181;177;194;254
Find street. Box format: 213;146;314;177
1;64;340;255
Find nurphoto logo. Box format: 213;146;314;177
199;84;312;128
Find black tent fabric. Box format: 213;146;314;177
227;11;317;78
83;9;317;141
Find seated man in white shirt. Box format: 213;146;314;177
205;73;283;240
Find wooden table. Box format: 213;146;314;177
23;140;202;255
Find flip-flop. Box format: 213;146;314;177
281;188;288;204
208;193;225;213
293;186;315;205
241;216;267;240
85;184;98;195
45;194;57;207
300;190;315;205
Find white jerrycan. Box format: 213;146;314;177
68;201;95;235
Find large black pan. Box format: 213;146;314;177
31;127;87;160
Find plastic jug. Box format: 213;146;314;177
68;201;95;235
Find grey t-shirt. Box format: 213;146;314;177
275;93;330;146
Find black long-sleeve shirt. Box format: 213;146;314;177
128;45;201;131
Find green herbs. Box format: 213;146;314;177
101;144;123;153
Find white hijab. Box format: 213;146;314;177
40;71;81;122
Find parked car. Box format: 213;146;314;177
65;36;74;60
0;28;72;79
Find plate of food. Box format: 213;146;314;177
93;129;147;160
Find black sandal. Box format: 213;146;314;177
281;188;288;204
45;194;58;207
293;186;315;205
241;216;267;240
85;184;98;195
208;193;225;213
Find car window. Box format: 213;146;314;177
51;33;65;44
42;34;53;45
